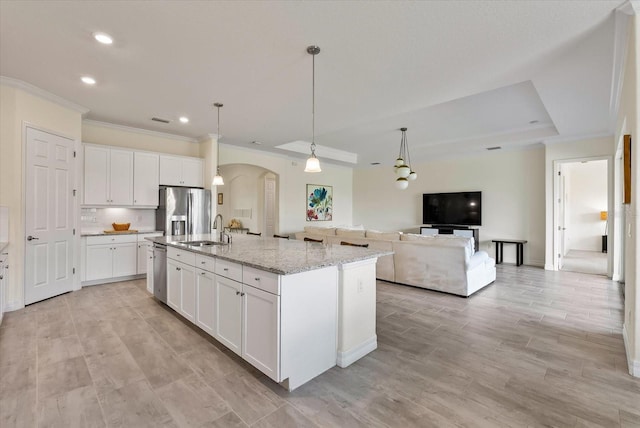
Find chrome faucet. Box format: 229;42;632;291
213;213;224;241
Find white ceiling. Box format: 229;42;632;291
0;1;624;166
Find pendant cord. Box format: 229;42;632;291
311;52;316;154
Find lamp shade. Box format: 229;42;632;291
304;155;321;173
395;177;408;190
212;174;224;186
600;211;608;221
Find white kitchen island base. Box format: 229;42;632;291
337;259;378;368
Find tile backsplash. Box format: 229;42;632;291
81;208;157;232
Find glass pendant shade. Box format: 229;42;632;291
395;157;405;167
408;171;417;181
304;154;321;173
396;164;410;178
395;177;409;190
212;174;224;186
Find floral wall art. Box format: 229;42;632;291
306;184;333;221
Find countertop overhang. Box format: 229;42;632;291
147;234;392;275
81;230;164;237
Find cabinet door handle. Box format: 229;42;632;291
254;277;260;281
201;261;205;264
176;254;180;257
235;291;240;295
240;292;245;296
200;272;206;276
176;267;181;271
223;268;229;271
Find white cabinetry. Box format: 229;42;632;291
159;155;203;187
85;235;137;282
243;283;280;380
146;247;154;293
84;145;134;205
0;250;8;324
133;152;159;206
167;247;196;323
213;274;243;355
137;233;163;275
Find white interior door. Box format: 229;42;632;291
25;127;75;305
559;173;566;269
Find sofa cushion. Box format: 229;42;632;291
336;228;366;238
365;230;402;241
400;233;434;241
304;226;336;236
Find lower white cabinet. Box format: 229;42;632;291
242;283;280;381
146;248;154;293
167;257;196;323
0;250;8;324
196;268;216;336
214;274;243;355
86;241;137;281
137;233;163;275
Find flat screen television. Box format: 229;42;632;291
422;191;482;226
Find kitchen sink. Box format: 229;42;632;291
179;240;227;247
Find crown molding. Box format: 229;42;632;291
541;131;613;146
82;119;199;143
609;5;634;129
197;133;220;143
617;1;640;15
0;76;89;114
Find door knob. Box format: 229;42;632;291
27;236;39;241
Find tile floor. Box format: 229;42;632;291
1;265;639;427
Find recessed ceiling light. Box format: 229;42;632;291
81;76;96;85
93;32;113;45
179;116;189;124
529;120;539;124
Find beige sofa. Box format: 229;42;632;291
295;226;496;297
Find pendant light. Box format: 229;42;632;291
304;45;322;173
212;102;224;186
394;127;417;190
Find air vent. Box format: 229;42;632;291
370;162;381;165
151;117;171;124
487;146;502;151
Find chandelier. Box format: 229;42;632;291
394;127;417;189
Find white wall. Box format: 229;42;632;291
353;146;546;266
219;145;353;234
564;160;608;251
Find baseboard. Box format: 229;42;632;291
337;336;377;368
82;274;145;287
544;263;555;271
622;324;640;377
4;300;24;313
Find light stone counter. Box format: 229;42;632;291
147;233;392;275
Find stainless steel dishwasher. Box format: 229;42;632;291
152;243;167;303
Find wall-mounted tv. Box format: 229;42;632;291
422;191;482;226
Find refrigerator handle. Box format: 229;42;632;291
188;192;193;235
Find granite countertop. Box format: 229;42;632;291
81;230;164;237
0;242;8;254
147;234;392;275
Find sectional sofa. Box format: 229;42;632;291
295;226;496;297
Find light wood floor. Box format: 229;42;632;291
1;265;639;427
561;249;608;276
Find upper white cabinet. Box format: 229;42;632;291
84;145;134;206
134;152;159;206
159;155;204;187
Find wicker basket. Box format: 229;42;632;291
112;222;131;231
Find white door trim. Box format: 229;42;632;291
552;155;613;277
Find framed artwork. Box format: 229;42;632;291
217;192;223;205
624;135;631;204
306;184;333;221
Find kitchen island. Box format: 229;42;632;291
147;234;391;391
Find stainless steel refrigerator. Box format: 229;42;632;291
156;186;211;236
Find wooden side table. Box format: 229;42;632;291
492;239;527;266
